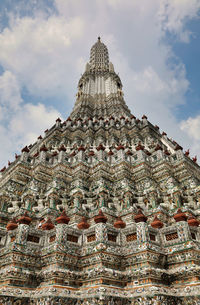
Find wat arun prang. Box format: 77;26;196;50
0;38;200;305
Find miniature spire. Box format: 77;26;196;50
89;37;109;71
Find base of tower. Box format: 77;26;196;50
0;295;199;304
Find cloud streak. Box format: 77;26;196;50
0;70;62;167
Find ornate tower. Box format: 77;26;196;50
71;37;131;118
0;38;200;305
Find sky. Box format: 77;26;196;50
0;0;200;167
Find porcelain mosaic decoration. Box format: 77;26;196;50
0;38;200;304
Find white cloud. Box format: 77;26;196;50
0;14;84;101
180;115;200;159
9;102;62;145
180;115;200;141
0;71;22;113
0;70;62;167
159;0;200;42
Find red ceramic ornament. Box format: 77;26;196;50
77;216;90;230
42;218;55;230
116;145;125;150
40;145;48;152
155;144;163;151
88;151;95;156
6;218;18;231
18;212;32;225
114;216;126;229
136;143;144;151
56;210;70;224
94;210;107;224
58;144;66;152
174;208;187;222
134;209;147;223
78;145;85;152
97;144;105;151
187;215;199;227
151;215;163;229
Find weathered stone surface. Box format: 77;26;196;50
0;38;200;303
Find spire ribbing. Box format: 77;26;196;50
70;38;131;119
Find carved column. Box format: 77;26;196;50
16;224;29;245
136;222;149;244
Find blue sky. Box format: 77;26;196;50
171;17;200;120
0;0;200;167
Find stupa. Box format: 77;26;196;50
0;38;200;304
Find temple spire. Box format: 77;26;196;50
70;38;131;119
89;37;109;72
